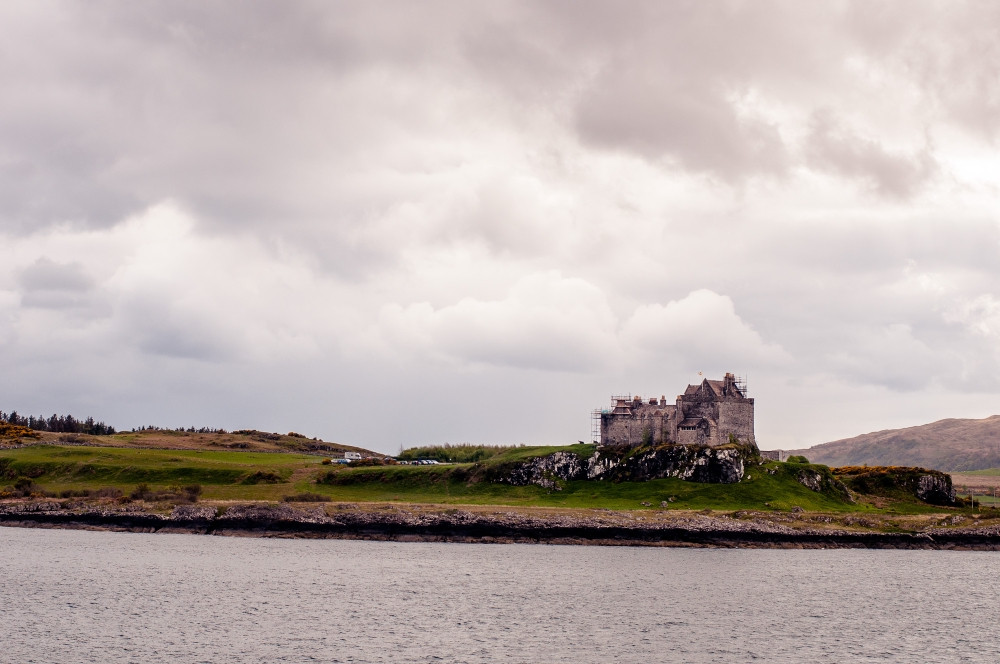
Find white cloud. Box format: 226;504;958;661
620;289;790;371
377;271;619;372
945;294;1000;339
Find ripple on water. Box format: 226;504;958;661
0;528;997;663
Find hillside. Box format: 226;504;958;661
1;428;379;458
793;415;1000;471
1;438;962;515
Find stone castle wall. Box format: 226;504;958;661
599;376;755;449
599;400;675;446
716;400;755;446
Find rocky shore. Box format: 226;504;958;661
2;499;999;549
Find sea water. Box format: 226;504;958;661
0;527;996;663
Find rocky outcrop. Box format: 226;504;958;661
792;468;853;502
506;451;584;490
593;445;748;484
503;444;755;489
796;470;823;491
833;466;956;505
916;473;956;505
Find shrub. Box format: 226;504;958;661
130;483;153;500
242;470;283;484
4;476;53;498
349;457;394;467
0;422;40;441
786;455;810;464
282;492;332;502
397;443;520;463
128;483;201;503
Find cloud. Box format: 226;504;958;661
1;2;1000;451
575;73;789;181
378;272;618;372
827;323;950;391
945;294;1000;338
18;257;97;310
620;289;790;372
805;110;937;197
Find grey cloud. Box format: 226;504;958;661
18;258;98;310
886;3;1000;141
0;0;976;239
0;2;458;235
124;300;236;362
805;111;937;197
20;257;93;292
575;74;789;180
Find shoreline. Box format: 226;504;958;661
3;501;1000;549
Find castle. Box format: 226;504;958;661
596;373;755;448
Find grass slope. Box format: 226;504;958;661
0;442;953;514
0;445;325;501
11;428;378;456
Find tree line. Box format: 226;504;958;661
0;410;116;436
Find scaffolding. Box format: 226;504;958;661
590;409;603;444
734;375;749;397
591;394;633;444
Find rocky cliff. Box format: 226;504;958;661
502;444;756;489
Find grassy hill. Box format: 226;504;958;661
2;427;378;457
0;439;957;515
793;415;1000;471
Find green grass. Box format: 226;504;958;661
961;468;1000;476
0;445;321;500
486;443;597;463
310;458;878;511
0;443;955;513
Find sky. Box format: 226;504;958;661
2;1;999;454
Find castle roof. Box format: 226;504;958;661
684;379;724;396
683;377;745;399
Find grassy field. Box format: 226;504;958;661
0;439;960;514
950;470;1000;496
18;428;376;455
0;445;326;501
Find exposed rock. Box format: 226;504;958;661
171;504;216;520
790;467;854;502
917;473;956;505
595;445;748;484
505;451;582;490
796;470;823;491
3;499;1000;549
219;503;327;524
503;444;755;489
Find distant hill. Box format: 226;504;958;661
792;416;1000;471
